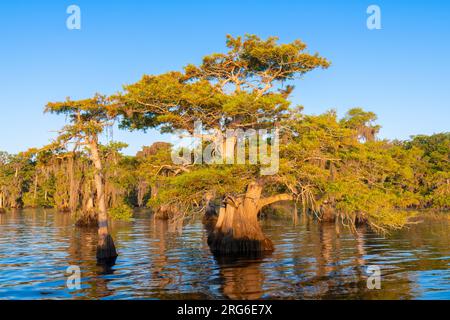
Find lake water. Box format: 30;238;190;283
0;209;449;300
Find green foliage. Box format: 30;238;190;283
116;34;329;135
108;203;134;221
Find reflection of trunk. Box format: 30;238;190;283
217;257;265;300
89;138;118;262
355;227;366;267
318;223;334;277
150;219;172;289
208;181;293;255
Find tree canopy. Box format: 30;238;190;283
0;34;448;250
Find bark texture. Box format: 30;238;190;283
208;181;293;255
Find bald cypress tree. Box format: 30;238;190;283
115;34;330;254
45;95;118;263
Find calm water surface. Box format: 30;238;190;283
0;209;449;300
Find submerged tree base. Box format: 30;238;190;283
75;212;98;228
206;182;276;255
320;205;336;222
154;204;180;220
96;234;118;263
208;233;274;255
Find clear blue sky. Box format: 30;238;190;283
0;0;449;155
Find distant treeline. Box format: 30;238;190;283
1;125;448;225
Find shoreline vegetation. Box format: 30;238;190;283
0;35;448;263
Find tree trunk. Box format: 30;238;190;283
33;173;39;208
321;203;336;222
75;190;97;228
221;135;237;164
68;154;79;213
207;181;288;255
202;192;218;233
151;183;159;199
137;180;147;207
0;192;5;214
88;138;118;263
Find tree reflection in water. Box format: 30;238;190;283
0;209;449;299
214;254;266;300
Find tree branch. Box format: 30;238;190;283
258;193;294;210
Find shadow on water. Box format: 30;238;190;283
0;208;449;299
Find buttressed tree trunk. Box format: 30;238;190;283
208;181;293;255
89;138;118;263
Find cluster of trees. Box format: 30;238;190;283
0;35;448;262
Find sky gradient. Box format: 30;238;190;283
0;0;449;155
